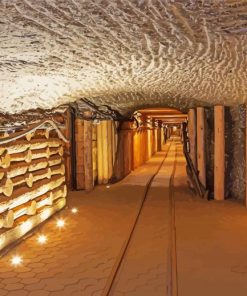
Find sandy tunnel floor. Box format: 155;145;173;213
1;140;247;296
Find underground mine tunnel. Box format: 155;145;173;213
1;1;247;296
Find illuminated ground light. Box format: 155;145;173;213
37;235;47;244
56;219;65;228
71;208;78;214
11;255;22;266
106;185;110;189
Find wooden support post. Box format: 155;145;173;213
154;128;158;153
102;121;109;184
64;108;72;189
84;112;93;191
107;121;113;180
197;107;206;187
167;126;170;140
114;122;128;180
97;123;103;185
157;126;162;151
112;121;116;168
92;125;97;182
148;129;152;158
133;130;138;169
75;118;85;189
188;109;197;169
214;106;225;200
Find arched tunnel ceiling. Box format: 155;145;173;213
0;0;247;116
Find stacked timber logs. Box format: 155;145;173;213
0;122;67;251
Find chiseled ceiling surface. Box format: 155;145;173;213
0;0;247;116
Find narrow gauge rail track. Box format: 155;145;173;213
103;139;179;296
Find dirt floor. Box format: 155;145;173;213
1;140;247;295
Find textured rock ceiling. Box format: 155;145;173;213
1;0;247;116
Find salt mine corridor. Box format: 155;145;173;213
1;1;247;296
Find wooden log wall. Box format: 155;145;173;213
112;121;132;181
75;117;98;190
132;123;162;171
64;108;72;189
0;124;67;251
96;119;163;184
92;125;97;183
97;120;117;184
75;118;85;189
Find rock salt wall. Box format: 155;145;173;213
225;105;246;201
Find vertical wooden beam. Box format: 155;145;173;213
112;121;116;168
75;118;85;189
102;121;109;184
197;107;206;187
107;121;113;180
188;108;197;169
147;129;151;159
157;126;162;151
92;125;97;183
133;130;138;169
113;122;129;180
97;123;103;184
214;106;225;200
167;126;170;140
84;113;93;191
64;108;72;189
154;128;158;153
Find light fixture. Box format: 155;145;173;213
11;255;22;266
71;208;78;214
56;219;65;228
37;235;47;244
106;185;110;189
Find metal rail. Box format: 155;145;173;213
103;140;175;296
167;142;178;296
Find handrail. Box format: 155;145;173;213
0;119;69;144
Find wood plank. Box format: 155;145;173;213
214;106;225;200
84;113;93;191
188;109;197;169
196;107;206;187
